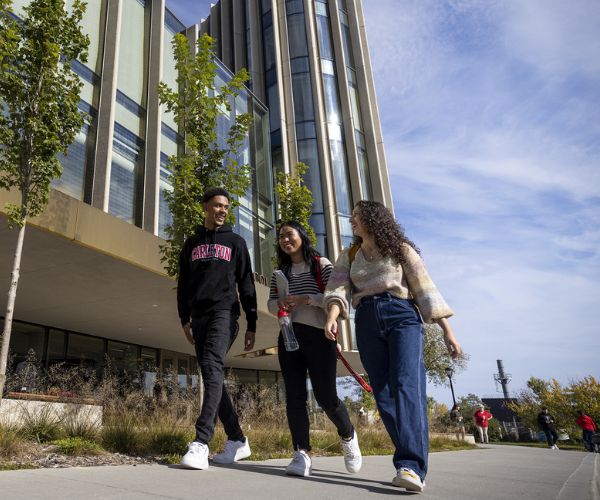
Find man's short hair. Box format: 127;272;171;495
202;187;230;203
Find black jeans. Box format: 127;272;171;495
278;322;354;451
192;310;244;445
543;427;558;447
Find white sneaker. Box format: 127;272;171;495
341;431;362;473
392;467;425;492
285;450;312;477
553;444;560;450
181;441;209;470
212;437;251;464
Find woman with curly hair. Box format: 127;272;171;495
324;201;461;493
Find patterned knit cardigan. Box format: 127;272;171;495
324;244;453;323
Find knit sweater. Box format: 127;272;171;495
324;244;453;323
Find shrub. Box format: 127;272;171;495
53;437;103;456
101;412;148;455
0;424;26;459
19;404;64;443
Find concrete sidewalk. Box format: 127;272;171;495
0;445;598;499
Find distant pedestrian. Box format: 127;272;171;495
537;407;559;450
473;405;492;444
575;410;597;452
451;404;466;441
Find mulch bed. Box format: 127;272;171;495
1;441;165;470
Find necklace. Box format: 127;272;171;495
360;246;379;262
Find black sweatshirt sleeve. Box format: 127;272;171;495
177;241;191;326
236;239;258;332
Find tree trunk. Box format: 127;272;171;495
0;217;27;402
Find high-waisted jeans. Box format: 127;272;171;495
355;293;428;479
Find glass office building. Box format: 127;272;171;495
1;0;392;384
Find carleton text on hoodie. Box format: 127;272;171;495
177;224;258;332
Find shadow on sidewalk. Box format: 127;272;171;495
167;461;417;496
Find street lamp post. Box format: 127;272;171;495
445;366;456;407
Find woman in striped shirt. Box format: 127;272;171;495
268;221;361;477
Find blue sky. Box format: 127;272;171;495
166;1;600;406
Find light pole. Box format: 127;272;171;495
445;366;456;407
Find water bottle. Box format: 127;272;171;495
278;309;299;351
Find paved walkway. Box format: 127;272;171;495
1;445;598;499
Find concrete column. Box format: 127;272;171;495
232;0;246;74
220;0;233;70
210;3;222;60
274;0;293;172
91;0;122;212
347;0;393;210
329;0;362;205
247;0;266;103
142;0;164;234
303;0;340;259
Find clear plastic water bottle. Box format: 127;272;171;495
278;309;299;351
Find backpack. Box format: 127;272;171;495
314;244;361;293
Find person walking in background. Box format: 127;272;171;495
575;410;597;452
473;405;492;444
324;201;462;493
537;407;559;450
451;404;466;441
268;221;361;477
177;187;258;470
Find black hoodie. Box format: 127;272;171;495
177;224;257;332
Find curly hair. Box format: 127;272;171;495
276;221;320;279
353;200;420;265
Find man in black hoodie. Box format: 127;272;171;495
537;407;559;450
178;187;258;470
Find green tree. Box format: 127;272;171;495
157;33;253;278
274;162;316;244
0;0;89;401
423;324;468;385
507;376;600;439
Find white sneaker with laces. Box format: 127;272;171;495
181;441;209;470
392;467;425;492
212;437;251;464
554;444;560;450
285;450;312;477
341;431;362;473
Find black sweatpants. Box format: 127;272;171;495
192;310;244;445
543;427;559;447
278;322;354;451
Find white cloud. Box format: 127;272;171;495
363;0;600;403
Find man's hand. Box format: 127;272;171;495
244;330;256;351
183;323;194;345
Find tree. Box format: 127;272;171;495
0;0;89;401
507;376;600;439
157;33;253;278
423;324;468;385
274;162;316;244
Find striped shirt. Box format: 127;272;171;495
268;257;333;330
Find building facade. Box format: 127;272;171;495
1;0;391;391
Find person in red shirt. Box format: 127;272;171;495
575;410;598;452
473;405;493;444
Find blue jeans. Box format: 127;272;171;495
355;293;428;479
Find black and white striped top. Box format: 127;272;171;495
267;257;333;330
